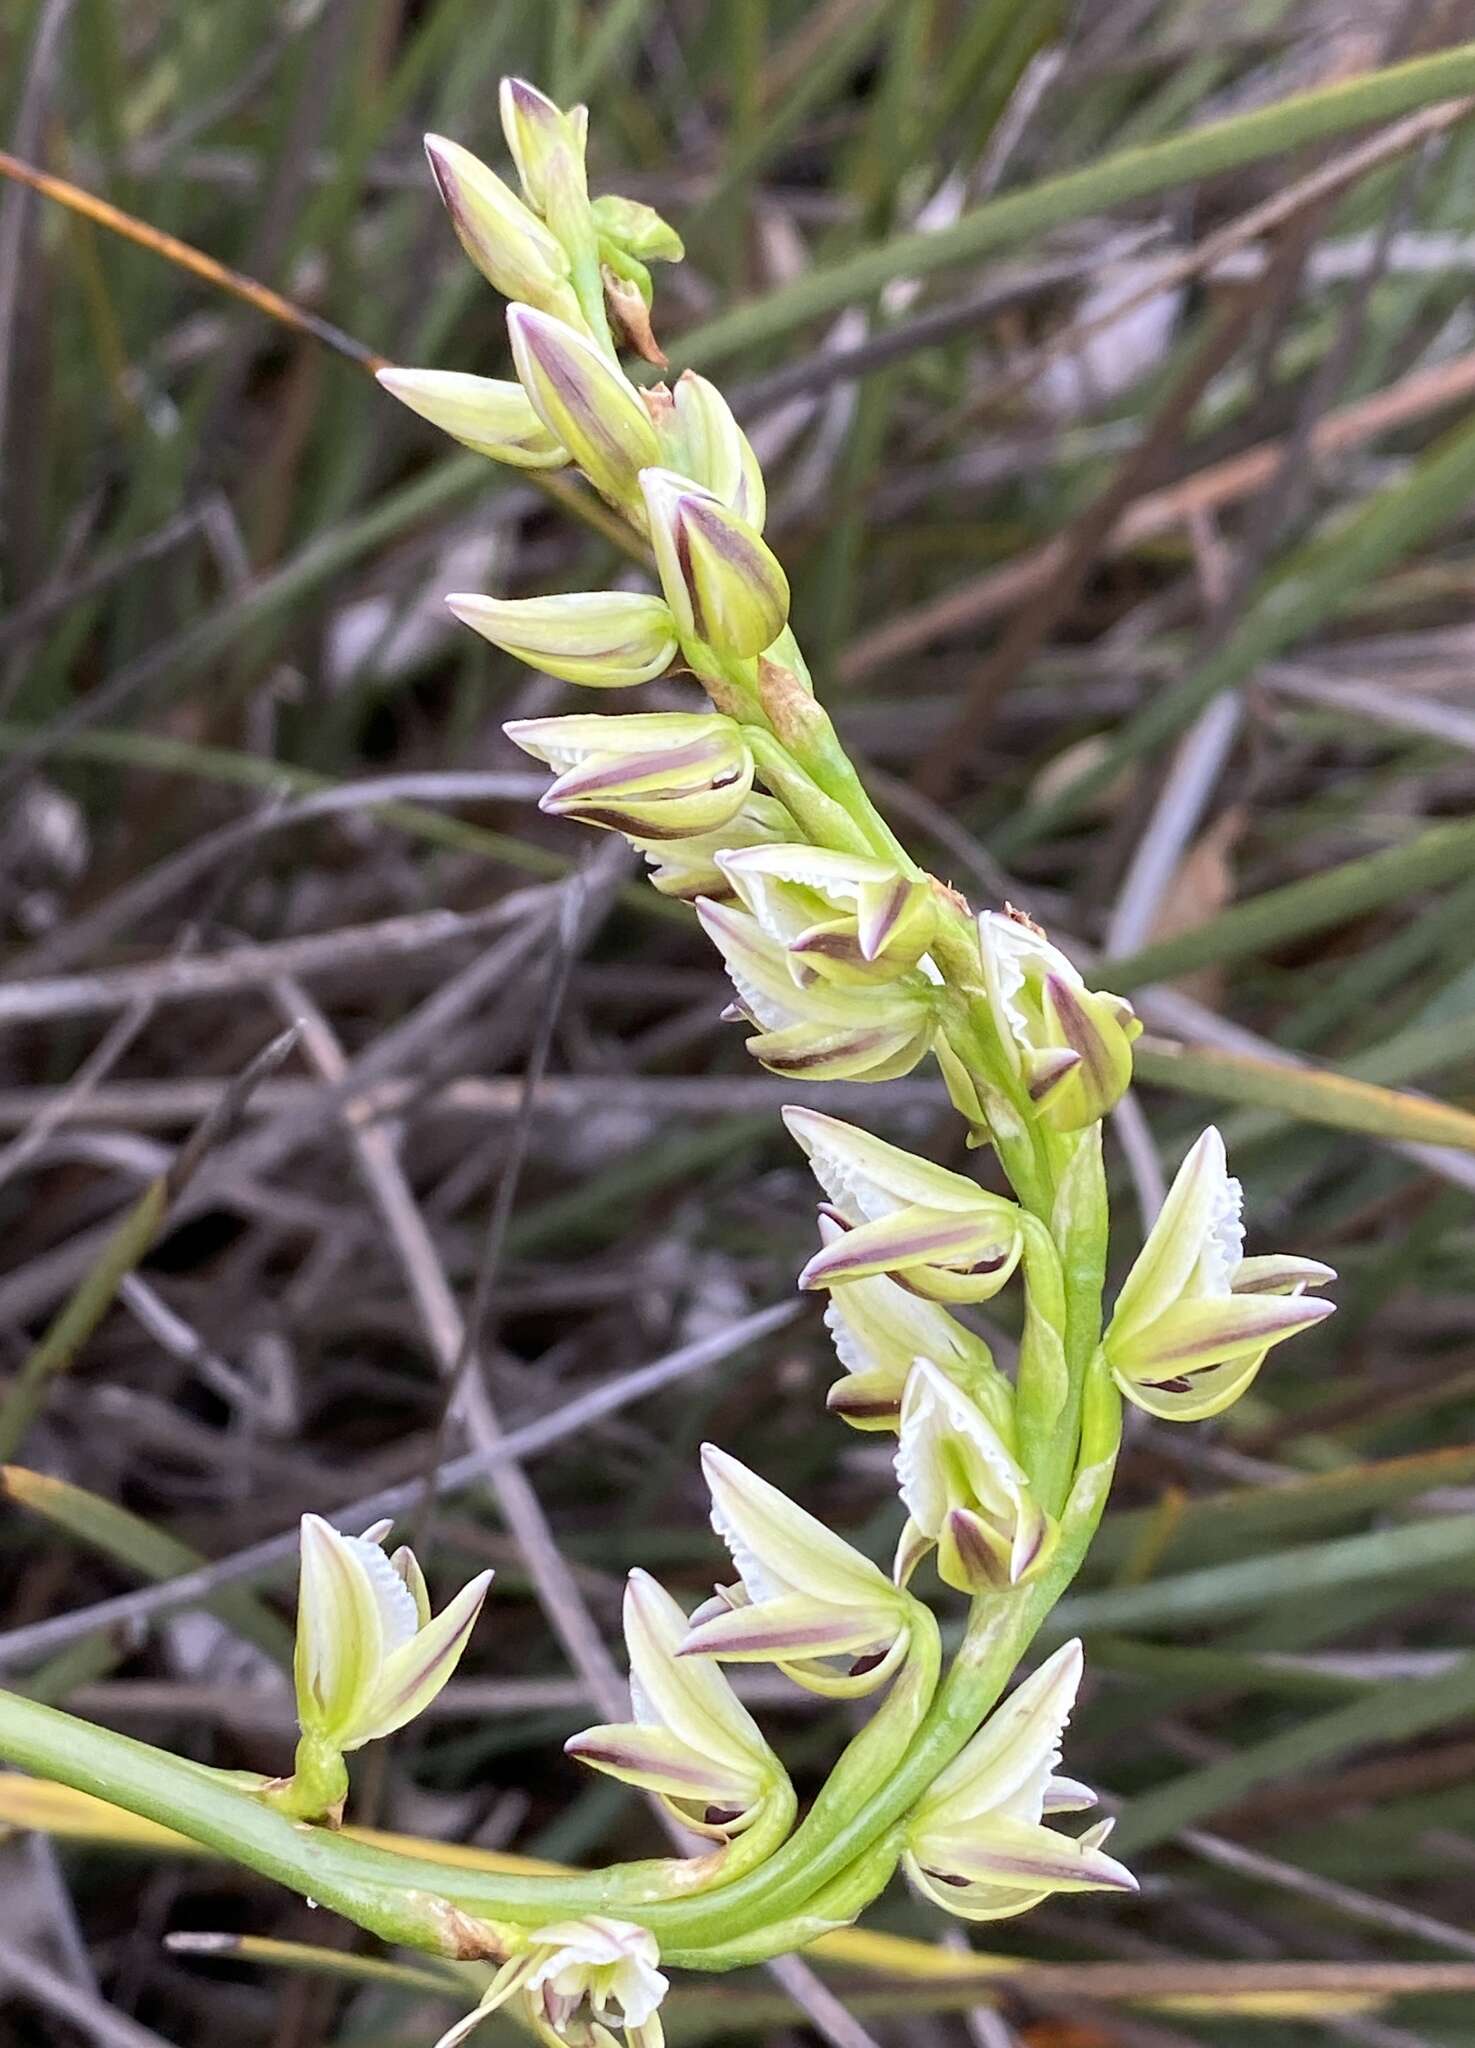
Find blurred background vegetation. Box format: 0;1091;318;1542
6;2;1475;2044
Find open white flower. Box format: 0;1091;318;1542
681;1446;913;1696
785;1106;1022;1303
816;1213;1010;1432
293;1516;490;1754
895;1361;1050;1593
715;844;936;988
434;1916;666;2048
904;1641;1136;1922
566;1569;782;1835
697;899;936;1083
1105;1128;1335;1419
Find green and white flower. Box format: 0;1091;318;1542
1105;1127;1335;1420
293;1516;491;1756
566;1569;783;1835
682;1446;914;1696
505;712;754;839
977;908;1141;1131
894;1360;1050;1592
697;900;936;1082
785;1107;1023;1303
904;1641;1136;1922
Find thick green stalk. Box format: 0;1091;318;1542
0;1690;796;1941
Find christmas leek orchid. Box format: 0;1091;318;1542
435;1916;668;2048
903;1640;1136;1921
697;898;937;1081
0;72;1349;2010
816;1213;1009;1430
566;1569;784;1836
682;1446;916;1696
977;908;1142;1132
715;844;937;986
276;1516;491;1819
1105;1126;1336;1420
895;1360;1051;1593
785;1107;1023;1302
505;712;755;839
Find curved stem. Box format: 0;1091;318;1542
0;1690;795;1943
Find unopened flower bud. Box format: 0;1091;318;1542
423;135;581;322
499;77;588;221
641;467;789;660
658;371;766;529
505;711;754;839
508;307;661;512
977;908;1142;1131
376;366;567;469
447;590;678;688
592;192;685;265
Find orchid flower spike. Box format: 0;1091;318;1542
895;1361;1051;1593
682;1446;915;1697
505;712;754;840
565;1570;783;1836
784;1107;1023;1303
815;1213;1011;1432
697;898;937;1083
904;1640;1136;1922
293;1516;491;1756
976;908;1142;1132
434;1916;667;2048
1105;1127;1335;1420
715;844;937;987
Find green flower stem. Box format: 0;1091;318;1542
660;1823;908;1973
0;1689;795;1942
262;1732;349;1824
1013;1216;1071;1512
